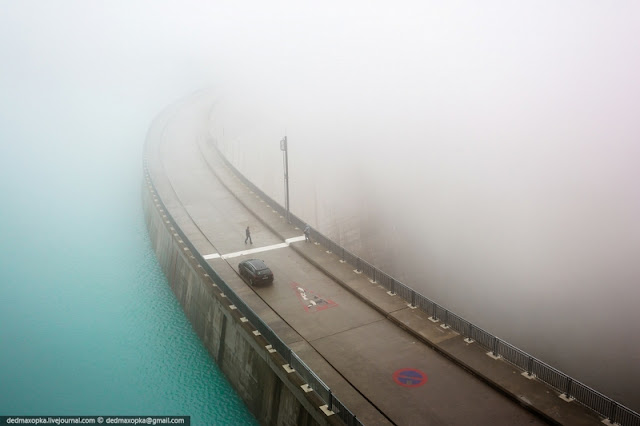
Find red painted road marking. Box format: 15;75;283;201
291;282;338;313
392;368;428;388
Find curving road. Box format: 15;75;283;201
146;97;565;425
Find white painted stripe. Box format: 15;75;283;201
204;235;306;261
285;235;306;243
221;242;289;259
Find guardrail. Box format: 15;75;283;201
211;140;640;426
144;164;363;426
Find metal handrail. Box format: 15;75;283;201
210;141;640;426
144;165;359;425
291;352;331;404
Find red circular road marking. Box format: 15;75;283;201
392;368;428;388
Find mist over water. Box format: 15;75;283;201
0;92;258;422
0;3;256;423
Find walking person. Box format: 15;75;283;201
304;224;311;243
245;226;253;244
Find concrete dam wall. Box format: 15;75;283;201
141;171;339;426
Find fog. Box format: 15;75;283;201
2;0;639;412
209;1;640;410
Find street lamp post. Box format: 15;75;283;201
280;136;290;223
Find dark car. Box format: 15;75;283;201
238;259;274;285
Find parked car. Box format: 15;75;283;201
238;259;274;285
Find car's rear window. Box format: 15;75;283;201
249;260;268;270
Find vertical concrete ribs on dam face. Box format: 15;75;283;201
217;314;227;367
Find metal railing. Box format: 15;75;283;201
291;352;331;404
144;165;363;426
211;142;640;426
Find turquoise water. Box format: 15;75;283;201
0;82;257;425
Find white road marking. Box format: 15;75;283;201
297;286;309;301
203;235;306;261
221;242;289;259
285;236;305;243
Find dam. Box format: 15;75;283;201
143;95;637;425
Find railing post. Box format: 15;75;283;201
390;279;396;295
464;323;474;343
329;390;334;412
564;377;573;398
608;400;617;423
431;302;438;320
527;356;534;376
411;291;416;308
356;258;362;273
372;268;377;283
492;337;499;356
